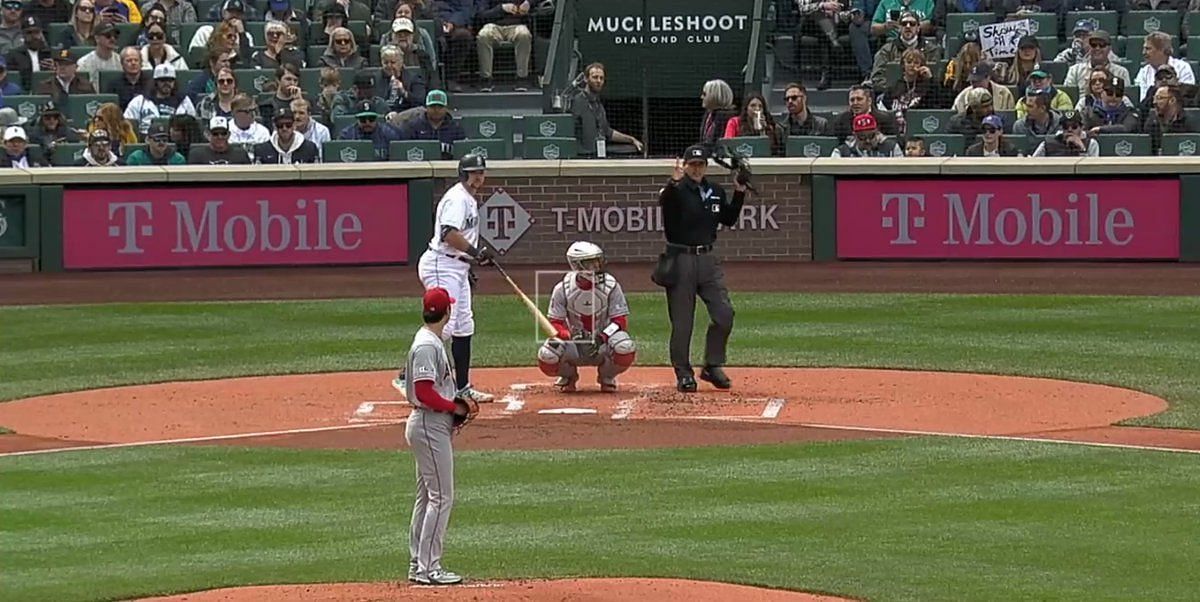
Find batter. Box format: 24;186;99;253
404;287;468;586
536;242;637;392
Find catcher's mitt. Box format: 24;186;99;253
452;395;479;433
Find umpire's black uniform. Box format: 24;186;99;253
654;144;746;392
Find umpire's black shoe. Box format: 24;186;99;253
700;366;732;390
676;373;698;393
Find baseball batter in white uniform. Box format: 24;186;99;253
412;153;495;404
405;287;467;586
536;242;637;392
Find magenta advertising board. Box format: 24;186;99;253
836;179;1180;259
62;184;408;269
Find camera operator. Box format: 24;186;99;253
652;144;748;393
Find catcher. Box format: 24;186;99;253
536;241;637;392
402;287;477;586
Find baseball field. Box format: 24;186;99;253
3;263;1200;602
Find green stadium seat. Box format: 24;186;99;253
920;134;965;157
47;23;71;46
179;22;211;50
122;142;147;158
332;114;358;134
5;95;50;122
1189;12;1200;37
786;136;838;158
49;142;87;166
1159;133;1200;156
720;136;772;159
1041;61;1068;84
1010;134;1043;156
1072;11;1120;37
906;109;954;134
945;12;995;37
1123;11;1181;37
305;45;324;67
1095;133;1152;156
322;140;376;162
452;138;511;160
64;94;119;130
995;110;1017;133
1022;13;1058;38
196;0;222;19
1188;37;1200;61
234;69;276;95
522;137;578;160
70;45;96;61
1124;36;1146;63
460;115;514;155
24;144;44;164
115;23;140;47
1035;36;1059;61
389;140;442;161
523;114;574;139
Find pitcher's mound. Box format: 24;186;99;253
132;578;856;601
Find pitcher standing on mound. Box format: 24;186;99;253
406;153;496;404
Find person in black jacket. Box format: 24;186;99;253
254;108;320;164
779;82;831;136
0;125;45;167
831;84;900;141
6;15;51;91
654;144;748;393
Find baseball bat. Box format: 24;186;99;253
491;260;559;339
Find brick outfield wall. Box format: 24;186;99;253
430;174;812;263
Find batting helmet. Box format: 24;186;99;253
458;153;487;180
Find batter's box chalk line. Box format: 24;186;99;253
502;393;525;413
611;399;636;420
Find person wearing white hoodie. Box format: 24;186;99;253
226;93;270;159
74;128;123;166
254;108;319;164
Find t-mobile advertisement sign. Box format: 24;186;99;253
63;184;408;269
836;179;1180;259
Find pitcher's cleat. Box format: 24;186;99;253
415;569;464;585
460;387;495;403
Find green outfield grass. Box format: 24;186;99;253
2;293;1200;427
3;439;1199;602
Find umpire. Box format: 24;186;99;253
653;144;748;392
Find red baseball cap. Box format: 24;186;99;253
852;113;878;133
423;287;455;313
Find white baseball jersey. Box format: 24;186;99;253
548;273;630;337
426;182;480;259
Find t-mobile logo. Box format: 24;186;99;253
108;202;154;254
880;193;926;245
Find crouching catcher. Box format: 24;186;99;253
536;241;636;392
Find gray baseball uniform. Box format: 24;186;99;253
536;273;636;384
404;326;459;577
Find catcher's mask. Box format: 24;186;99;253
566;240;605;281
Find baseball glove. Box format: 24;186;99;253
452;395;480;433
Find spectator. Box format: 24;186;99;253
476;0;532;91
965;114;1021;156
228;93;270;145
1015;69;1073;119
89;101;137;154
949;86;995;136
396;89;462;158
125;121;186;164
375;0;436;22
942;29;982;98
338;99;402;158
331;71;388;119
290;97;330;158
778;82;829;136
35;47;96;104
204;0;257;21
310;4;347;46
569;62;644;153
0;0;24;56
699;78;737;145
94;0;135;24
871;0;933;38
832;84;901;140
386;16;435;82
1074;67;1113;112
993;35;1041;86
140;21;188;69
1083;76;1140;135
0;57;20;94
124;63;196;135
723;92;784;156
321;26;365;69
167;112;200;155
105;47;146;109
793;0;854;91
139;0;194;40
1055;19;1101;64
254;108;320;163
26;100;79;146
311;0;370;22
1139;66;1200;119
258;64;311;125
867;10;942;92
136;3;168;44
315;66;341;122
1134;31;1195;91
186;52;232;104
64;0;98;47
377;44;425;113
1144;84;1200;154
437;0;475;93
831;113;903;157
196;66;239;120
0;125;44;167
8;15;51;91
1063;30;1129;91
189;10;255;62
1013;88;1060;137
904;135;927;157
75;128;123;165
188;116;250;163
264;0;306;28
26;0;72;25
951;63;1015;113
880;48;936;128
76;23;123;83
251;20;304;70
1033;111;1099;156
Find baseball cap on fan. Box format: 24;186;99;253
423;287;455;313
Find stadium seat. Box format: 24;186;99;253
523;114;574;138
1041;61;1068;84
179;22;209;50
906;109;954;134
322;140;376;162
1123;36;1145;63
1010;134;1042;155
1187;37;1200;61
460;115;514;155
64;94;119;129
235;69;276;95
24;144;44;164
1159;133;1200;156
123;143;147;158
1035;36;1059;61
945;13;995;38
522;136;578;159
332;115;357;134
389;140;442;161
1189;12;1200;38
4;95;50;122
1022;13;1058;39
1095;133;1152;156
116;23;140;47
1072;11;1120;36
1122;11;1181;37
720;136;772;159
452;138;511;160
920;134;965;157
195;0;222;19
995;110;1017;133
49;142;86;166
47;22;71;46
786;135;838;158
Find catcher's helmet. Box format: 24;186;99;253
566;241;605;278
458;153;487;179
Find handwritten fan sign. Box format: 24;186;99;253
980;18;1033;60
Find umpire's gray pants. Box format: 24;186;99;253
406;408;455;574
665;252;735;373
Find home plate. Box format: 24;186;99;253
537;408;599;415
